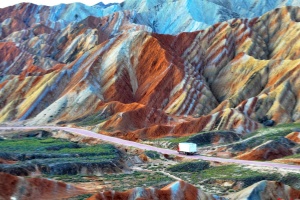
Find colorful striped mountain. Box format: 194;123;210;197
1;1;300;141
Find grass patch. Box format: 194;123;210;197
167;161;210;172
186;131;240;146
200;165;278;182
0;138;71;153
0;137;116;156
74;112;107;126
167;135;192;144
230;123;300;151
100;171;173;191
280;153;300;159
171;164;283;188
245;122;300;139
68;194;94;200
188;165;280;187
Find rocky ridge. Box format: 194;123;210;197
2;0;300;35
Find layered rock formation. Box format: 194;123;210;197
0;172;88;200
1;2;300;140
2;173;299;200
88;180;300;200
88;180;225;200
227;180;300;200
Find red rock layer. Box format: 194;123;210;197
0;172;88;200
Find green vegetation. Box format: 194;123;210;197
167;135;193;144
102;171;173;191
0;137;116;156
49;171;173;192
280;173;300;187
0;138;71;153
199;165;280;187
74;112;107;126
245;122;300;139
280;153;300;159
168;164;300;190
167;161;210;172
186;131;240;146
144;150;160;159
56;143;117;155
0;136;120;176
230;123;300;150
273;122;300;129
68;194;94;200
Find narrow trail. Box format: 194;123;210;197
1;126;300;170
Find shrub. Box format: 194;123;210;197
144;150;160;159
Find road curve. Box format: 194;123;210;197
1;126;300;170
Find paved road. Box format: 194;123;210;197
1;126;300;170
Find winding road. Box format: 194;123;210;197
1;126;300;170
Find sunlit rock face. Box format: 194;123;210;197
1;1;300;139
